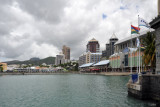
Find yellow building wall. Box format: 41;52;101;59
0;63;7;72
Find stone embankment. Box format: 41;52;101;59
0;72;131;76
127;74;160;106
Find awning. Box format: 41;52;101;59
79;63;94;68
94;60;110;66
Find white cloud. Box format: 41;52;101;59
0;0;157;62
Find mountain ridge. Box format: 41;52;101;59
4;56;55;65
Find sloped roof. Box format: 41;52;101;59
115;29;154;45
111;33;117;39
89;38;98;42
94;60;109;66
79;63;94;68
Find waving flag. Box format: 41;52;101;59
102;13;107;19
139;17;150;28
136;38;140;47
131;25;140;34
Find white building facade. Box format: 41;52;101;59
55;53;65;65
79;52;102;66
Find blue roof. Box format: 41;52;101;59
94;60;110;66
79;63;94;68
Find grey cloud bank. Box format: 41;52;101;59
0;0;157;62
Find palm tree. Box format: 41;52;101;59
142;32;156;73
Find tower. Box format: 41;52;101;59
62;45;70;60
109;33;118;55
86;38;100;53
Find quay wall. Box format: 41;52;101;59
128;75;160;101
0;72;130;76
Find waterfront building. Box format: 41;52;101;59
7;64;20;71
79;53;86;66
93;60;110;72
55;52;65;65
109;52;124;72
150;2;160;74
42;63;47;66
62;45;70;60
86;38;100;53
79;63;94;72
109;30;154;72
0;63;7;72
102;33;118;59
79;60;110;72
78;52;102;66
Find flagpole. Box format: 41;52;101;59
138;15;140;74
131;22;133;74
136;38;138;73
136;21;139;73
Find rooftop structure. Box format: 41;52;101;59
102;33;118;59
86;38;100;53
114;29;154;53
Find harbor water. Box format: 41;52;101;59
0;74;156;107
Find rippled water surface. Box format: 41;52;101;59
0;74;155;107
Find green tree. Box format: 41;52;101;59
0;64;3;72
142;32;156;72
74;63;79;71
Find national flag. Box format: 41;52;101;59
139;17;150;28
131;25;140;34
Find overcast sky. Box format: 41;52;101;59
0;0;157;61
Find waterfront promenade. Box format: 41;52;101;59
0;72;130;76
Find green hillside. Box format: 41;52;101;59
4;57;55;65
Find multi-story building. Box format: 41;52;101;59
55;53;65;65
102;33;118;59
62;45;70;60
79;54;86;66
86;38;100;53
79;52;102;66
0;62;7;72
150;1;160;73
109;29;154;72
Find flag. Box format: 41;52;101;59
136;38;140;47
131;25;140;34
102;13;107;19
139;17;150;28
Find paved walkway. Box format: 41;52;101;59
100;72;131;76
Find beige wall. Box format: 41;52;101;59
0;63;7;72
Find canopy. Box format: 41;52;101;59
79;63;94;68
94;60;110;66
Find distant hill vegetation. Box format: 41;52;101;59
30;57;40;61
4;57;55;65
